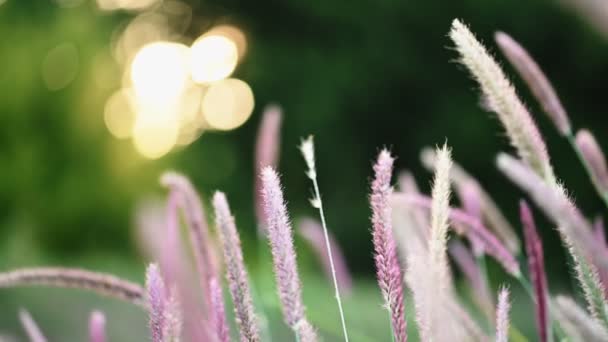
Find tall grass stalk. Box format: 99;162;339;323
299;135;349;342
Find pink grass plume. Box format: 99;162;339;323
575;129;608;195
260;167;317;341
160;172;217;308
494;31;571;136
395;193;520;276
520;201;550;342
146;264;166;342
449;19;555;182
370;150;407;342
19;309;46;342
448;240;494;319
298;217;353;294
210;277;230;342
89;311;106;342
495;288;511;342
0;267;144;305
213;191;260;342
254;104;283;230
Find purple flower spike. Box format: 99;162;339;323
210;277;230;342
19;309;46;342
254;104;283;231
520;201;550;342
494;31;571;136
370;150;407;342
576;129;608;195
0;267;144;305
298;217;353;294
146;264;166;342
396;193;520;276
448;241;494;319
89;311;106;342
260;167;317;341
161;172;216;308
213;191;260;342
457;181;485;255
495;288;511;342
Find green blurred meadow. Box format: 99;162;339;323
1;0;608;340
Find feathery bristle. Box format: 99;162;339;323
254;104;283;229
395;193;520;275
146;264;166;342
213;191;260;342
420;147;520;254
210;277;230;342
370;150;407;342
494;31;570;135
554;295;608;341
260;167;317;341
429;145;452;290
495;288;511;342
496;153;607;271
449;19;554;182
520;201;550;342
89;311;106;342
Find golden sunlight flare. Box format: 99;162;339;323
190;34;239;83
202;78;254;130
104;88;137;139
130;41;191;106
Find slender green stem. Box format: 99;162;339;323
310;176;350;342
516;274;567;342
566;134;608;209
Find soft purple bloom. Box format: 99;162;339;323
18;309;46;342
494;31;571;136
254;104;283;230
298;217;353;294
213;191;260;342
89;311;106;342
520;201;550;342
370;150;407;342
576;129;608;195
0;267;144;305
260;167;317;341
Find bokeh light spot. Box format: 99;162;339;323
132;112;179;159
190;35;238;83
104;89;137;139
130;41;190;106
202;78;254;130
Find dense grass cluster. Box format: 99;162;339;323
2;19;608;341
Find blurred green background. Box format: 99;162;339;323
0;0;607;340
